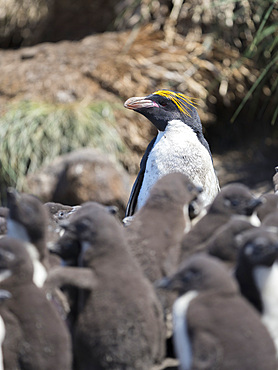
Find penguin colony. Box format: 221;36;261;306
0;90;278;370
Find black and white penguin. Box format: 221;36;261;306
180;183;262;262
6;188;50;287
235;227;278;355
157;253;277;370
0;236;72;369
55;202;165;369
124;90;219;216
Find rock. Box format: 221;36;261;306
24;148;131;218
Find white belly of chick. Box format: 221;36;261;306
253;263;278;356
137;120;219;209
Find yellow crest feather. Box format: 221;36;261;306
152;90;198;117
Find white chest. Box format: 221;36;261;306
253;263;278;355
25;243;48;288
137;120;218;209
173;290;198;370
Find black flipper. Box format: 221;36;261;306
125;136;157;217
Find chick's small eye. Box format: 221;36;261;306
231;199;239;207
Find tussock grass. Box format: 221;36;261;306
0;100;128;204
232;1;278;125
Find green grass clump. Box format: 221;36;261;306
0;100;128;204
232;0;278;125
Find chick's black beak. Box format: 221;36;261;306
155;276;172;290
246;197;263;215
0;290;12;302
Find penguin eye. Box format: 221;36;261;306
58;211;64;219
230;199;240;207
244;244;254;256
158;99;167;107
182;268;200;283
245;243;263;256
224;198;239;208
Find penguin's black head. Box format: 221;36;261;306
124;90;202;133
156;254;237;296
237;227;278;268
